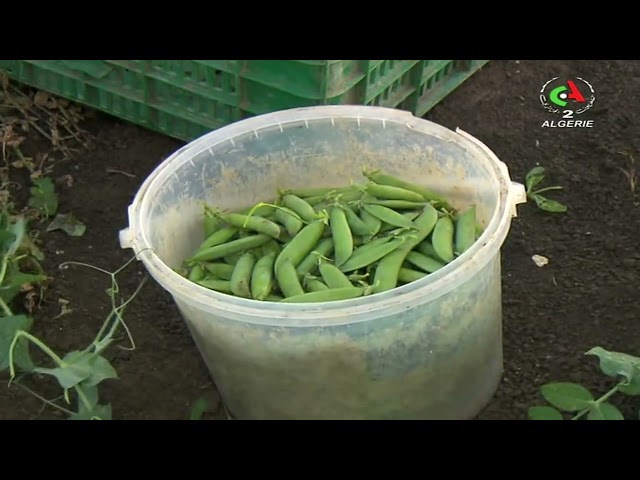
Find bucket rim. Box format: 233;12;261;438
120;105;525;327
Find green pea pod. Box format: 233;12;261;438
454;205;477;255
319;261;353;289
339;237;406;273
195;279;233;294
416;240;438;258
276;258;305;298
398;268;427;283
364;199;428;210
203;215;220;238
405;251;446;273
296;238;334;278
203;263;235;281
341;205;373;237
274;219;325;273
379;211;421;233
371;204;439;293
280;287;368;304
196;227;239;252
273;206;304;237
363;168;452;210
224;253;241;265
188;264;205;282
359;208;382;237
365;183;426;202
282;194;319;223
188;234;271;262
230;252;256;298
330;206;353;267
265;294;284;302
218;213;282;240
432;216;455;263
362;204;417;229
306;278;330;292
251;251;277;300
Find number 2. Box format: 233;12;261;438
563;110;574;119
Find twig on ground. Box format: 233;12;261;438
106;168;135;178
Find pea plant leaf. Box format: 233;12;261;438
70;403;113;420
528;405;564;420
585;347;640;395
0;272;48;304
0;229;16;257
531;194;568;213
541;382;594;411
189;397;210;420
587;402;624;420
525;166;567;213
0;314;34;372
525;166;546;192
78;382;99;409
5;216;27;256
34;350;95;390
83;355;118;387
28;177;58;218
46;213;86;237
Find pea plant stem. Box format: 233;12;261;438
531;186;563;195
0;256;8;285
572;384;622;420
74;384;93;411
9;331;95;413
8;330;64;379
0;256;12;316
0;296;13;317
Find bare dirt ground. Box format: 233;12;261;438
0;59;638;420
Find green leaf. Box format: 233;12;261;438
77;382;99;409
28;177;58;218
0;272;48;305
83;355;118;387
586;347;640;396
6;217;27;256
46;213;86;237
34;350;94;389
541;382;594;411
70;403;112;420
189;397;210;420
532;194;568;213
586;347;640;384
528;405;564;420
0;314;34;372
19;233;45;261
587;402;624;420
0;230;16;257
35;350;118;390
525;166;546;192
619;378;640;396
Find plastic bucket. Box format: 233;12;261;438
120;106;527;420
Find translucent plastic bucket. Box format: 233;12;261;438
119;106;527;420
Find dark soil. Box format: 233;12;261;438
1;59;638;420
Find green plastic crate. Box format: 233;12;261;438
0;60;489;142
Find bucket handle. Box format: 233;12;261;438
454;128;527;218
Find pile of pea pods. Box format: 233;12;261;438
181;168;480;304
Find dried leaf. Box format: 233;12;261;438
6;136;25;148
46;213;86;237
532;254;549;267
33;91;50;107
